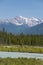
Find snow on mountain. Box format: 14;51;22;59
0;16;43;27
0;19;9;24
8;16;43;27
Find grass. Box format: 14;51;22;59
0;45;43;53
0;58;43;65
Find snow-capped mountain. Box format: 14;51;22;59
0;16;43;26
0;16;43;34
9;16;43;27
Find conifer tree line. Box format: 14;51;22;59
0;28;43;46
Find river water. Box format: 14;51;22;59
0;52;43;59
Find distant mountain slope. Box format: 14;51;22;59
0;23;29;34
26;23;43;34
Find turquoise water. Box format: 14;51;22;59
0;52;43;59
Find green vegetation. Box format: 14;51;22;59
0;46;43;53
0;58;43;65
0;28;43;46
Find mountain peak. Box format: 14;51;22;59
19;16;24;18
31;17;39;21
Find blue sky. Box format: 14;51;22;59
0;0;43;18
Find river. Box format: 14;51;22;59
0;52;43;59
